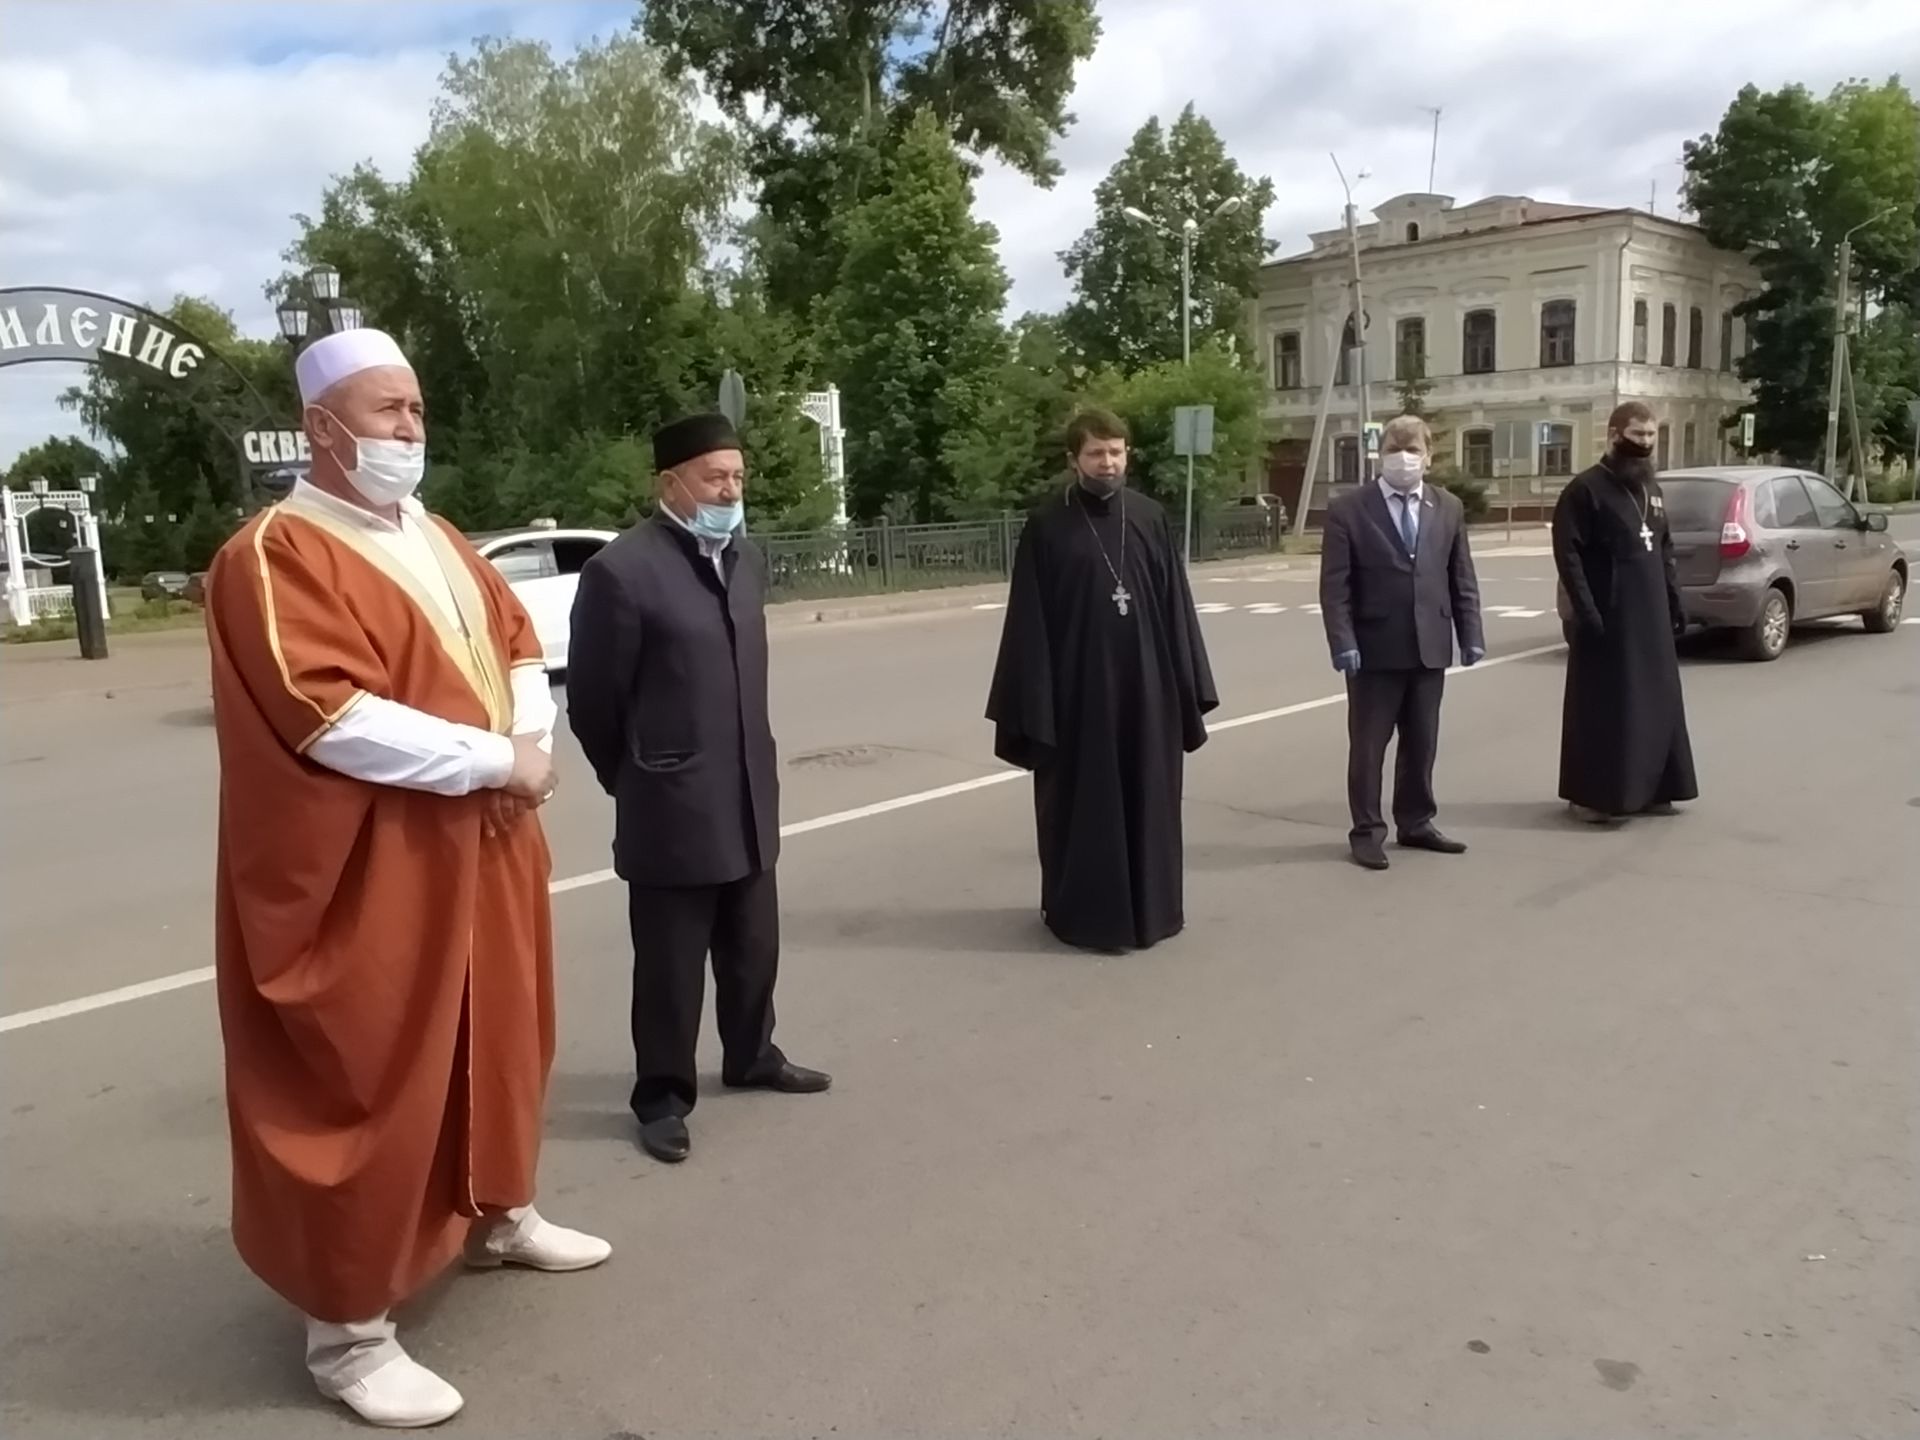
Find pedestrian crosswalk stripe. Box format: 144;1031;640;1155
1247;604;1288;614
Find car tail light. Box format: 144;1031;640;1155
1720;486;1752;559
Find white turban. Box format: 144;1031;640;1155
295;328;414;406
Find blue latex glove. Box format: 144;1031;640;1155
1333;649;1362;675
1462;646;1485;667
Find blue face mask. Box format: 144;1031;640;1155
667;479;742;541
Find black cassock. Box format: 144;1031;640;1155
986;483;1218;951
1552;460;1699;814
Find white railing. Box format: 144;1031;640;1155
23;586;75;619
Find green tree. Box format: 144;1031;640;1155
3;435;110;491
819;110;1010;522
288;35;744;530
1061;106;1277;373
62;296;289;558
1682;78;1920;463
1083;341;1266;514
642;1;1099;324
942;314;1084;515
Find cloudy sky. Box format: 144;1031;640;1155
4;0;1917;466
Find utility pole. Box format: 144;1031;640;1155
1180;215;1196;562
1331;154;1373;477
1423;107;1442;192
1822;239;1851;489
1823;205;1897;497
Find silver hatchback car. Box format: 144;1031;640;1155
1659;466;1908;661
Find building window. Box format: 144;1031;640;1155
1462;428;1494;479
1395;317;1426;380
1632;299;1649;364
1334;435;1361;485
1656;422;1671;470
1335;314;1357;386
1273;331;1301;389
1719;310;1734;372
1660;303;1676;366
1462;309;1496;374
1743;322;1754;359
1687;307;1703;369
1539;299;1575;368
1682;421;1697;466
1540;423;1573;475
1405;222;1420;242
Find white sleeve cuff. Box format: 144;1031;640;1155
307;693;519;796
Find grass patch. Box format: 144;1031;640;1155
2;598;204;645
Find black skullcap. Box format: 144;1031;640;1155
653;412;743;472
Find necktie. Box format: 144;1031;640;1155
1395;493;1417;555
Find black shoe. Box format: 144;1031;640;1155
1349;837;1390;871
1398;826;1468;854
725;1062;832;1095
638;1116;690;1164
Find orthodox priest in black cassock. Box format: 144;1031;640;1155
1552;410;1699;819
986;411;1218;952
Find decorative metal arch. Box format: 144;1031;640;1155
0;286;290;500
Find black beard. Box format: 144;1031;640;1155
1608;451;1655;489
1077;472;1124;495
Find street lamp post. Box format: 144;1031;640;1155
277;263;366;354
1123;195;1243;563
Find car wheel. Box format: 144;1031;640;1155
1737;586;1791;661
1860;568;1906;634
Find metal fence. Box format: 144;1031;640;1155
757;506;1284;601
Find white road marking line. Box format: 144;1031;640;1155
971;602;1006;611
1495;609;1546;619
1247;604;1289;615
1195;603;1235;614
1302;603;1322;614
0;642;1567;1036
1904;617;1920;626
0;968;218;1033
1208;642;1563;733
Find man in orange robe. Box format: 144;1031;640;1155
205;328;609;1429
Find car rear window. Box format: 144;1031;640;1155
1659;478;1734;532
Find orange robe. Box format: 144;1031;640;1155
205;494;554;1323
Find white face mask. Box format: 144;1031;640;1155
318;410;426;505
1379;450;1425;491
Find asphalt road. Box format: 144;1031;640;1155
2;536;1917;1438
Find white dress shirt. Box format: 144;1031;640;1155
291;482;555;796
1377;476;1425;551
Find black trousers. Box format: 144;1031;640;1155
626;867;785;1124
1345;666;1446;844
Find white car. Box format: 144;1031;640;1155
471;525;618;672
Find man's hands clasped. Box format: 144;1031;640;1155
486;734;558;838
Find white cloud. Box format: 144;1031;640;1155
4;0;1918;466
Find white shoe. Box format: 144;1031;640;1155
466;1209;612;1273
324;1353;464;1429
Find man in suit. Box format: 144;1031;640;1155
567;413;829;1165
1318;414;1486;870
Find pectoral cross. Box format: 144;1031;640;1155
1639;523;1654;551
1113;583;1132;617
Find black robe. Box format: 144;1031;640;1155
986;483;1218;951
1552;461;1699;814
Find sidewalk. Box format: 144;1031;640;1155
0;525;1556;698
765;523;1554;628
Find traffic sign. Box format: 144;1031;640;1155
1740;411;1756;449
1173;405;1215;457
1362;422;1383;456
